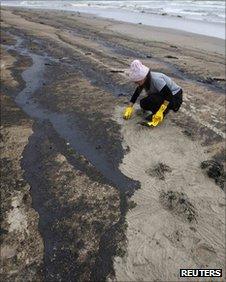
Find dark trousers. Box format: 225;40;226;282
140;90;183;115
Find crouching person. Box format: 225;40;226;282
123;60;183;127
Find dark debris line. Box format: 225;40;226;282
3;30;140;282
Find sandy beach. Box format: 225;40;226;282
1;7;225;281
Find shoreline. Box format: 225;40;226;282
2;6;225;56
1;4;225;39
63;6;226;40
1;7;225;281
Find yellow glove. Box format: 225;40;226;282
149;101;169;127
149;112;163;126
123;106;134;120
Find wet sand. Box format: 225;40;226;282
1;7;225;281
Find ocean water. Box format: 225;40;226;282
1;1;225;38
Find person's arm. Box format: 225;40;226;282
123;86;143;119
130;85;143;104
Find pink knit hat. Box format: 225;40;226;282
129;60;149;82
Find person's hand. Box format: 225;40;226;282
140;112;163;127
123;106;134;120
149;111;164;126
140;101;169;127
